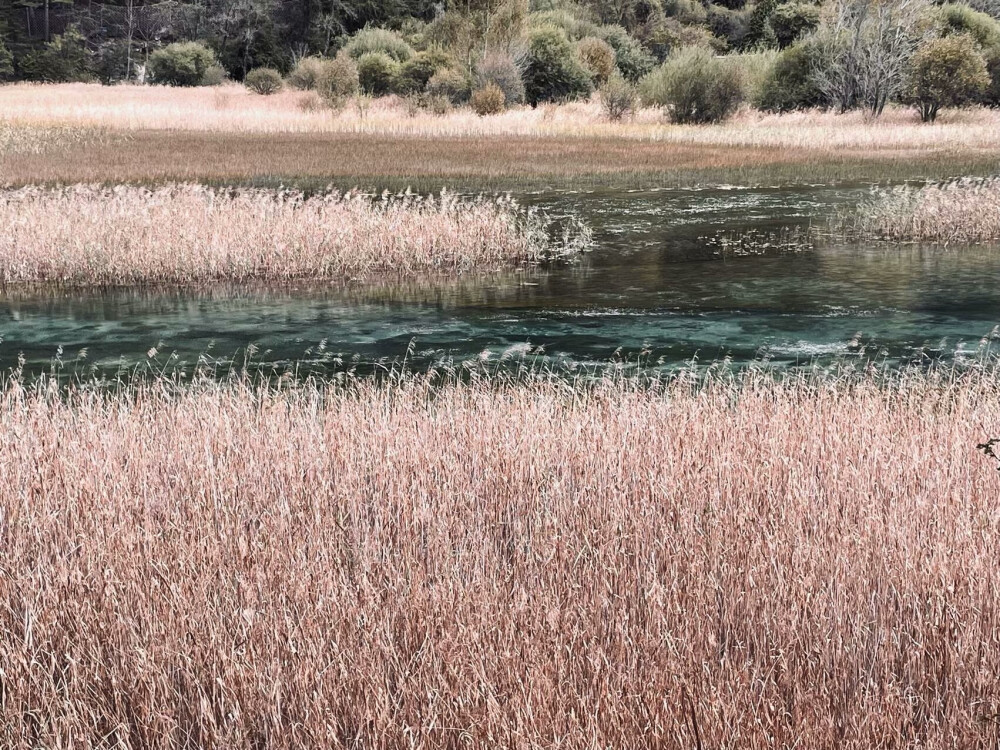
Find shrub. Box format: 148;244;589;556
938;3;1000;105
756;42;822;110
528;9;600;40
578;36;617;83
707;4;754;50
907;34;990;121
426;68;472;104
316;55;360;104
767;2;820;48
19;25;93;83
245;67;283;95
0;39;12;81
357;51;400;96
640;47;744;123
726;49;779;105
596;24;656;81
201;64;228;86
599;74;639;120
148;41;218;87
287;56;328;90
344;27;414;63
471;82;507;115
297;91;327;112
393;49;454;96
474;51;526;105
424;93;453;115
523;25;593;104
939;3;1000;51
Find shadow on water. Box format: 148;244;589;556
3;183;1000;379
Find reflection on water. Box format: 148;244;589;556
2;184;1000;377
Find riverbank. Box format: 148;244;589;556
2;368;998;747
3;84;1000;189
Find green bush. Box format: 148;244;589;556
357;51;400;96
287;56;328;90
939;3;1000;51
245;67;283;94
726;49;779;105
474;51;526;105
393;49;454;96
20;26;93;83
908;34;990;121
523;25;594;105
938;3;1000;104
426;68;472;104
767;2;820;48
596;24;656;81
0;39;12;81
756;42;822;110
640;47;744;123
599;74;639;120
471;82;507;115
344;28;414;63
707;4;753;50
316;55;360;104
578;36;617;83
201;64;228;86
148;42;218;87
745;0;780;48
528;9;600;40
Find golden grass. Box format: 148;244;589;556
857;177;1000;244
1;369;999;747
0;185;583;286
3;84;1000;188
4;83;1000;152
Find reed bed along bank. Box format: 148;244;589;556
4;82;1000;153
0;185;584;286
858;177;1000;244
2;370;1000;748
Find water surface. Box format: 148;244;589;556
3;184;999;377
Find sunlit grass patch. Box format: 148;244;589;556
1;366;999;746
0;184;589;286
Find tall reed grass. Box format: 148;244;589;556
857;177;1000;244
3;82;1000;152
2;368;999;747
0;185;586;286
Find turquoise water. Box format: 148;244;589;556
2;184;999;377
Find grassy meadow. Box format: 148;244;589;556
3;84;1000;189
2;369;1000;748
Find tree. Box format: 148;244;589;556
522;24;593;104
757;41;824;110
907;33;989;121
577;35;616;83
811;0;928;116
0;36;13;80
768;2;819;48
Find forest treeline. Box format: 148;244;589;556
3;0;1000;122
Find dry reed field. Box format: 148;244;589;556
0;185;581;286
2;369;1000;748
3;84;999;188
858;177;1000;244
4;83;1000;151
